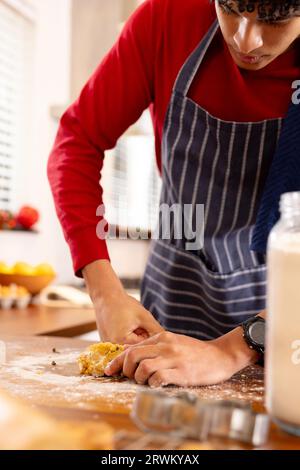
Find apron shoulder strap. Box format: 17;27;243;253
173;19;219;97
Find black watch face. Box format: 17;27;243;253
249;321;265;347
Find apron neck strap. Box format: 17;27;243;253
173;19;219;97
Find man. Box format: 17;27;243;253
48;0;300;387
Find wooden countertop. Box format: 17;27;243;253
0;335;300;450
0;305;97;337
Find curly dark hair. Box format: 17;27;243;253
215;0;300;21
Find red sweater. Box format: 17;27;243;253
48;0;299;275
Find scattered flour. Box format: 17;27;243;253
0;341;6;365
0;348;265;411
0;349;147;409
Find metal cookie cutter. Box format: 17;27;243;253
204;399;270;447
131;390;270;447
131;390;208;441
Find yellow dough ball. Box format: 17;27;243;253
78;343;125;377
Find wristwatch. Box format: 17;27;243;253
241;317;265;366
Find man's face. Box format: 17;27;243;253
215;1;300;70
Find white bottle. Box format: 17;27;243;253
267;192;300;436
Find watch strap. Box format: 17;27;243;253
242;317;265;367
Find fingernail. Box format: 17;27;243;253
150;382;159;389
104;362;113;375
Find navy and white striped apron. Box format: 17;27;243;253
141;20;284;341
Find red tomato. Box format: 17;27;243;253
17;206;39;229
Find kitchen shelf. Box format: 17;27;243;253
0;229;39;234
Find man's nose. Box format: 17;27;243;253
233;18;263;54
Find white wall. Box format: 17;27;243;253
0;0;76;284
0;0;151;284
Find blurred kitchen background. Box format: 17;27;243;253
0;0;162;292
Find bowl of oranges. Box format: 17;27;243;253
0;262;56;295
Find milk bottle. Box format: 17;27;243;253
267;192;300;436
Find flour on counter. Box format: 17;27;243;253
0;341;6;365
0;348;265;410
1;349;147;409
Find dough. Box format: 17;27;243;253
78;342;124;377
0;390;113;450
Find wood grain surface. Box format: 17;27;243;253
0;335;299;450
0;305;97;337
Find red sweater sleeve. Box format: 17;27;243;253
48;0;159;276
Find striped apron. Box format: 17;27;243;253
141;20;284;341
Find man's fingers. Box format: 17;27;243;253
105;344;161;378
148;369;183;388
143;318;164;336
123;345;160;379
105;331;172;377
127;330;174;348
121;332;145;345
134;358;171;385
105;351;126;376
134;327;149;339
111;322;160;346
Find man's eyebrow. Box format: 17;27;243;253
224;2;238;10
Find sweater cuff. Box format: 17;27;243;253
67;228;110;278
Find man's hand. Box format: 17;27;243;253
83;260;164;345
105;327;260;387
95;292;164;344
